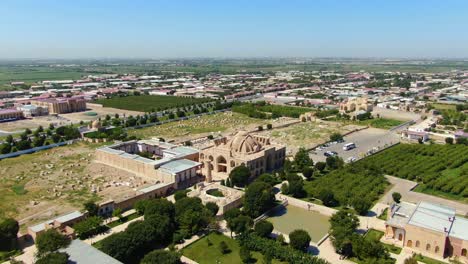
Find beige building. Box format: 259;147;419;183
199;131;286;181
0;109;24;121
95;139;201;189
339;97;373;113
385;201;468;261
31;97;86;114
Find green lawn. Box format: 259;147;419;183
182;232;286;264
365;229;402;254
106;212;141;228
414;254;446;264
94;95;213;112
358;118;404;129
378;208;388;220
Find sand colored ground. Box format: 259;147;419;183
127;112;274;141
63;104;144;123
0;104;143;133
0;142;151;231
257;120;364;155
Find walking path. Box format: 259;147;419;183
381;176;468;215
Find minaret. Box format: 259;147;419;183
205;161;212;183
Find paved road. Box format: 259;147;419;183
310;128;400;163
380;176;468;216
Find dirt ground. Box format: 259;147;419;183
256;120;364;155
0;104;143;133
63;104;144;123
0;142;153;231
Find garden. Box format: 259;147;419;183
182;232;286;264
359;144;468;202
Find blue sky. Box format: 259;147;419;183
1;0;468;58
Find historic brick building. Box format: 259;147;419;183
199;131;286;181
385;201;468;261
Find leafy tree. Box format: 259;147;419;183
83;201;99;216
0;218;19;250
329;210;359;256
266;124;273;129
294;148;313;171
277;234;286;245
289;229;311;252
35;229;70;257
35;252;69;264
218;241;230;254
175;197;212;236
6;135;14;144
141;249;181;264
326;156;344;170
315;161;326;173
351;197;372;216
112;208;123;221
302;167;314;180
240;246;252;263
228;215;253;236
174;190;189;201
73;216;104;239
16;140;31;150
392;192;402;203
317;189;338;207
256;173;278;186
254;220;273;238
144;198;176;220
445;137;454;144
205;202;219;217
330;133;343;142
0;143;12;154
229;164;250;187
403;255;418;264
224;208;241;221
243;181;276;217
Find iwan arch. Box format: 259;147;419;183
199;131;286;181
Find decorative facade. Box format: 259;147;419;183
31;97;86;114
385;201;468;261
339;97;373;113
199;131;286;181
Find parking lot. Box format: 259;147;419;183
309;128;400;163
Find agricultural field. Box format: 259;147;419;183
127;112;271;140
304;163;389;212
0;142;149;230
94;95;213;112
360;144;468;202
0;66;86;86
182;232;286;264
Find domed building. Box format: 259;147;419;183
200;131;286;181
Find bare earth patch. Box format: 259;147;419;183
0;142;152;230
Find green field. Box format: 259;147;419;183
360;144;468;202
94;95;213;112
182;232;286;264
358;118;404;129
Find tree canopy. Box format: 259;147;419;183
243;181;276;218
229;165;251;187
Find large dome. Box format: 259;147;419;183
228;131;261;154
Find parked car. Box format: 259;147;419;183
346;156;357;163
324;151;338;157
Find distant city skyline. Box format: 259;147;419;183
2;0;468;59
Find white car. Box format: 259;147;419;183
346;157;357;163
